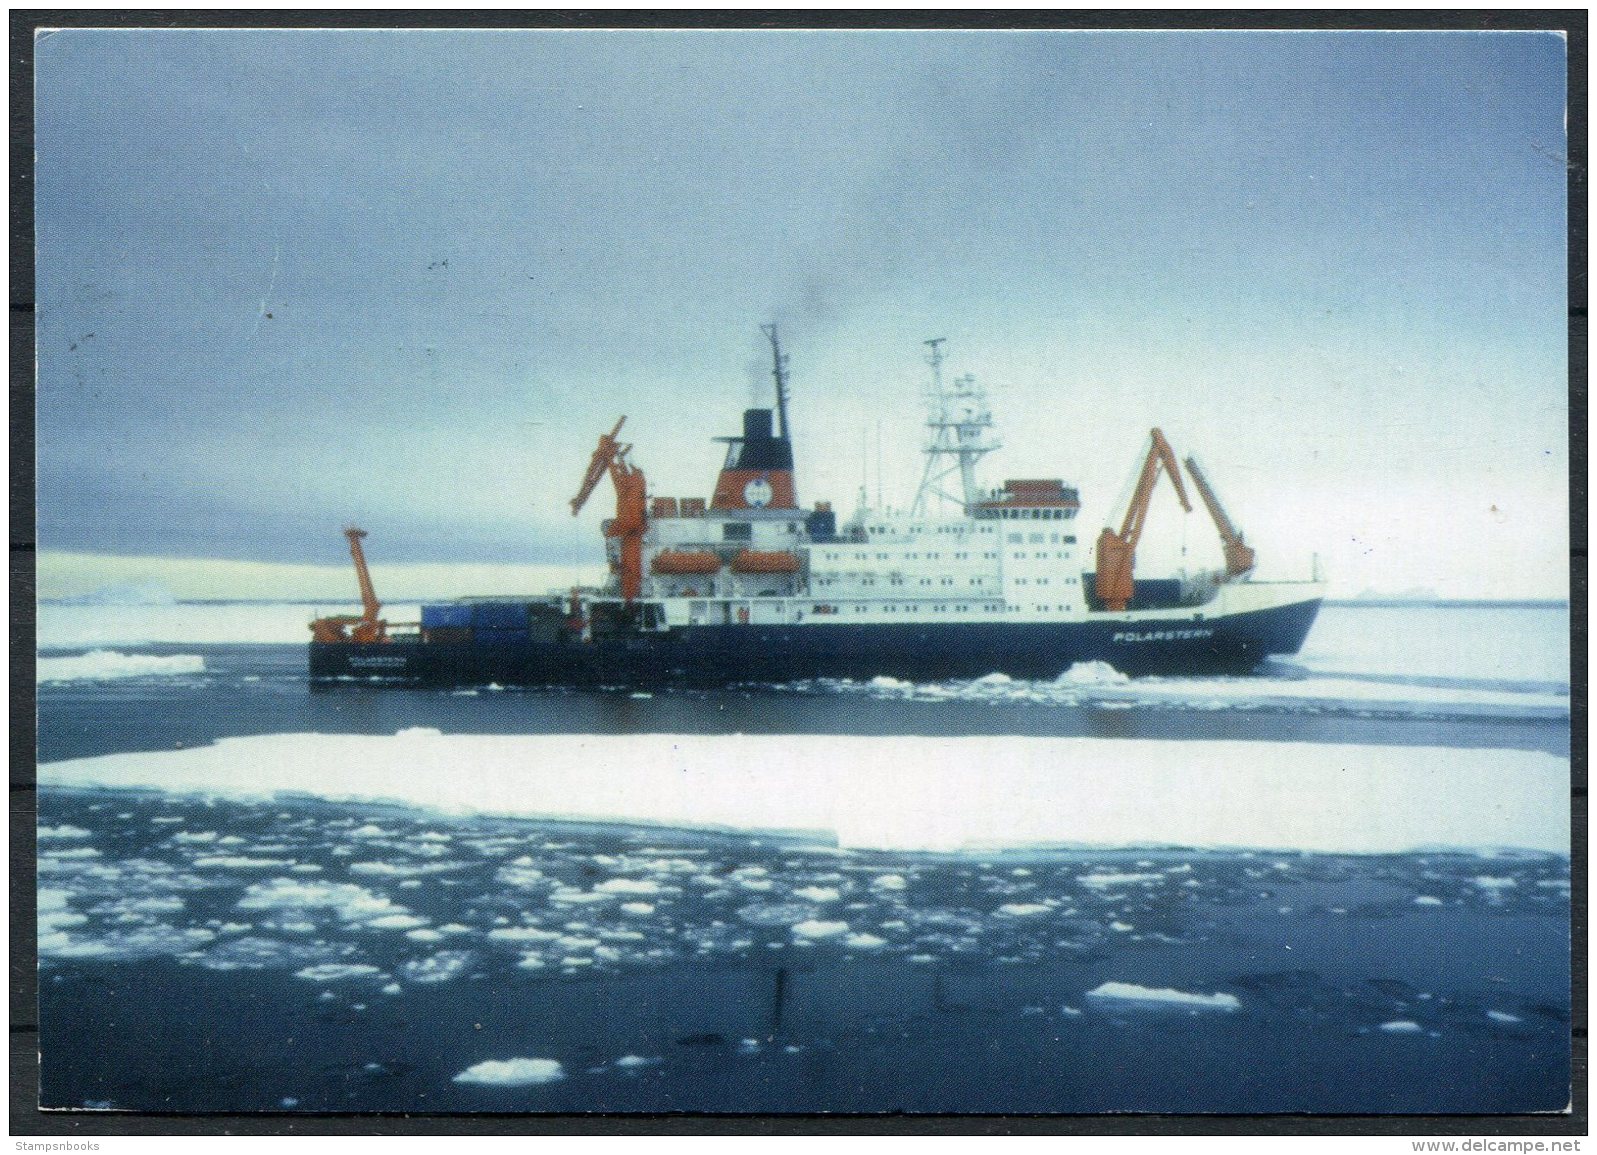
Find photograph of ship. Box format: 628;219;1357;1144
25;20;1573;1129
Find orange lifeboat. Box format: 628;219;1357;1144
651;549;722;575
731;549;801;574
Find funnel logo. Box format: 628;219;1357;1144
743;477;773;508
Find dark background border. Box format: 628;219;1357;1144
11;6;1587;1139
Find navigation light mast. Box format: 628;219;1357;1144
909;338;1001;516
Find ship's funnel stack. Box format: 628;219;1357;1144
709;326;799;511
710;408;797;510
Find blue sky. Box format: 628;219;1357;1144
35;29;1568;599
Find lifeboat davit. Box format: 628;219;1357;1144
730;549;801;574
651;549;722;575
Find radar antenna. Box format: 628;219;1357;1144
909;339;1001;516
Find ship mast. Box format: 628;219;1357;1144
910;338;1000;516
762;323;791;441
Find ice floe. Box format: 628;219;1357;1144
401;951;474;983
791;919;849;940
237;879;413;925
1086;982;1240;1011
594;878;661;895
37;650;205;684
38;825;91;840
452;1058;565;1087
38;733;1570;854
793;886;841;903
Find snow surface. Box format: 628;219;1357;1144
38;732;1570;854
37;650;205;683
1086;982;1240;1011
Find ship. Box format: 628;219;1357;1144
309;330;1325;686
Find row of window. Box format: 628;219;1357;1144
814;576;991;588
863;524;996;536
800;602;1081;616
980;508;1076;520
818;549;1000;562
1005;533;1078;545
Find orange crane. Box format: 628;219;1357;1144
309;526;388;643
571;417;647;603
1094;428;1192;612
1184;455;1256;578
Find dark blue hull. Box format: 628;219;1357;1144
310;597;1323;686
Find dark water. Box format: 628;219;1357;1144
36;644;1569;763
33;641;1574;1115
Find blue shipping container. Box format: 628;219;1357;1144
421;604;473;629
472;628;531;646
471;602;530;629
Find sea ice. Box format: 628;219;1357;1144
400;951;473;984
237;878;412;925
452;1058;565;1087
1057;661;1130;686
37;650;204;684
39;733;1572;855
1086;982;1240;1011
293;964;382;982
38;825;91;840
793;886;841;903
486;927;560;943
1379;1020;1423;1033
1080;872;1163;888
193;856;293;869
594;878;661;895
791;919;849;939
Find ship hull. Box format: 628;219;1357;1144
310;594;1323;687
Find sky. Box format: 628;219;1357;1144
34;28;1569;601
